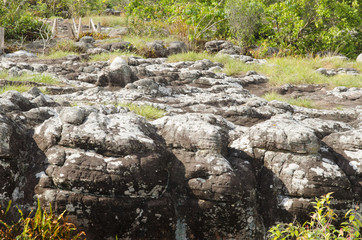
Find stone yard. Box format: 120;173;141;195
0;33;362;239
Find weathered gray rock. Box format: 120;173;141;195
145;41;169;58
2;91;35;111
357;53;362;62
249;118;320;154
154;113;264;239
167;41;188;55
4;50;36;58
323;129;362;199
96;58;136;87
33;109;175;239
87;47;109;55
79;36;95;44
205;40;241;55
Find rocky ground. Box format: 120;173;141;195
0;37;362;239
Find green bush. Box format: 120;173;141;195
269;193;362;239
225;0;265;48
126;0;228;43
261;0;362;57
0;200;86;239
0;1;47;41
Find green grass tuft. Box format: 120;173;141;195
0;85;32;94
7;73;60;85
117;103;166;120
0;71;60;94
263;92;317;109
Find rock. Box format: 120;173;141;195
323;129;362;199
167;41;188;55
2;91;34;111
357;53;362;62
110;41;134;52
31;63;48;72
109;57;128;71
33;109;175;239
4;50;36;58
249;118;320;154
94;57;135;87
145;41;168;58
87;47;108;55
205;40;241;55
1;49;362;239
317;67;359;76
79;36;95;44
154;113;264;239
65;55;81;61
74;41;93;52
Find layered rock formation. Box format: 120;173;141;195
0;53;361;239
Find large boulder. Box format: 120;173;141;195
96;57;137;87
154;113;264;239
231;116;353;226
33;107;176;239
144;41;169;58
323;129;362;199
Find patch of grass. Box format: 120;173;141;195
117;103;166;120
262;57;362;88
0;200;85;239
0;71;7;79
262;92;317;109
89;50;142;62
168;53;362;88
0;85;32;94
0;71;60;94
7;73;60;85
123;35;179;51
82;15;127;28
167;51;212;62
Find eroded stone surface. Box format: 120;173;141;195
0;53;361;240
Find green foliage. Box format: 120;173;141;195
125;0;361;56
268;192;362;239
225;0;265;47
0;1;47;41
261;0;362;57
126;0;228;43
0;200;86;239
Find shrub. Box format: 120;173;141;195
261;0;362;57
0;200;85;239
225;0;265;48
268;192;362;239
0;1;47;41
125;0;228;44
